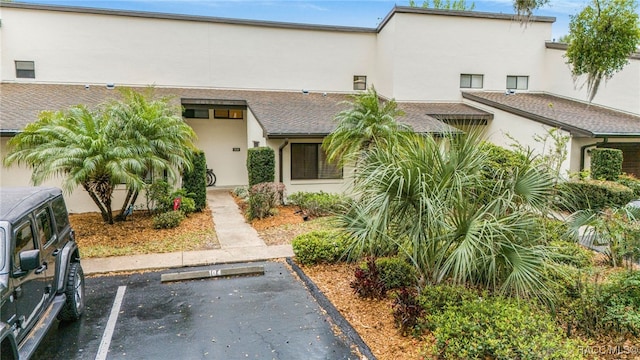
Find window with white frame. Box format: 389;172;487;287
291;143;342;180
506;75;529;90
460;74;483;88
15;61;35;79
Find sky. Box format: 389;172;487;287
16;0;607;40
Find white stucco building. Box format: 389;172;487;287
1;3;639;212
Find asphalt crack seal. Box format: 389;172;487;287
160;265;265;283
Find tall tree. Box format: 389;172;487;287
409;0;475;11
322;86;411;167
3;88;196;224
512;0;549;19
565;0;640;102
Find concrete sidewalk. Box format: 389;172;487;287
82;188;294;275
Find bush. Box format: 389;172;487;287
246;182;285;220
591;148;623;181
233;186;249;199
556;180;634;211
178;196;196;215
147;180;172;213
617;173;640;198
392;288;424;337
287;191;350;217
181;150;207;211
247;147;275;187
480;141;527;174
375;257;417;290
152;210;185;229
419;284;481;317
351;257;387;300
429;296;583;359
291;230;347;265
549;240;594;269
600;270;640;336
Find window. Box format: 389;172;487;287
36;208;54;246
291;143;342;180
214;109;243;119
52;197;70;234
183;108;210;119
353;75;367;90
13;221;35;271
506;75;529;90
15;60;35;79
460;74;483;88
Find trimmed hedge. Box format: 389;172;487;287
556;180;634;211
617;174;640;198
247;147;275;187
287;191;350;217
292;230;348;265
182;150;207;211
428;296;583;359
591;148;623;181
375;257;417;290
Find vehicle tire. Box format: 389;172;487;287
58;262;85;322
206;170;217;187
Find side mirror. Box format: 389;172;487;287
19;249;41;272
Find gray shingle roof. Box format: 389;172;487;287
0;83;483;137
463;91;640;137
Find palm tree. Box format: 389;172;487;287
106;88;196;220
3;88;196;224
322;86;411;166
338;129;558;301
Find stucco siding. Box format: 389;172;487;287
1;7;377;93
386;12;552;101
544;47;640;115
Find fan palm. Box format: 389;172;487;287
338;129;557;301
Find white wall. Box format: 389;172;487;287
544;47;640;115
0;6;376;93
185;111;248;187
383;12;553;101
464;100;573;175
246;109;267;148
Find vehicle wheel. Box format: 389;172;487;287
58;262;85;321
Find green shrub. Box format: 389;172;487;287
178;196;196;215
549;240;594;269
591;148;623;181
287;191;350;217
181;150;207;211
247;147;275;187
429;296;583;359
147;180;172;213
617;173;640;198
600;270;640;336
480;141;527;174
246;182;285;220
292;230;347;265
556;180;634;211
375;257;417;290
419;284;481;317
152;210;185;229
539;217;571;244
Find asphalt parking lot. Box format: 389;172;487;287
32;261;361;360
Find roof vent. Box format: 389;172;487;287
301;89;309;95
505;89;515;95
106;83;116;90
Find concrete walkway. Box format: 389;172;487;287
82;188;294;275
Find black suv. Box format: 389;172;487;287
1;187;85;360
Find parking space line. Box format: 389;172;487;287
95;286;127;360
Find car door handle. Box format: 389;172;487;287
35;262;47;274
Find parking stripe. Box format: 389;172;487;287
95;286;126;360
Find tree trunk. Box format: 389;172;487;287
115;188;139;222
82;183;112;223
